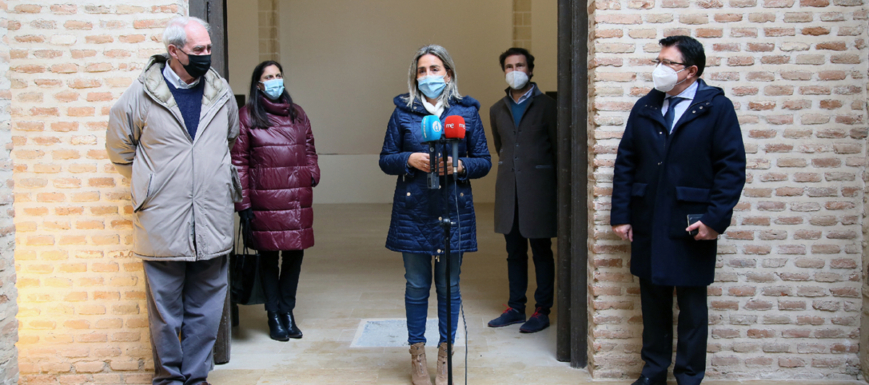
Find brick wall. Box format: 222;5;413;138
590;0;868;380
8;1;184;383
0;1;19;384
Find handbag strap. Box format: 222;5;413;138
235;218;253;255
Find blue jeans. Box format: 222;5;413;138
403;252;462;345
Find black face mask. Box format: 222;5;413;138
179;50;211;79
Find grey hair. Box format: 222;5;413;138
405;44;461;109
162;16;211;51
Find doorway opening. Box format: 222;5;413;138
195;0;589;382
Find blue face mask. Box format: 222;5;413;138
260;78;284;100
418;75;446;99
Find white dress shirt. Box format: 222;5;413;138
661;80;699;132
162;60;201;89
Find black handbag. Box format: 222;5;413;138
230;227;265;306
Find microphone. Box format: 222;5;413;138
443;116;466;175
420;115;442;189
421;115;443;143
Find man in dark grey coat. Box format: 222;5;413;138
486;48;558;333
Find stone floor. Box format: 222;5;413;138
208;204;864;385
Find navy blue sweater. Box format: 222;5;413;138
165;75;205;140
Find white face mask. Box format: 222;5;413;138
505;71;529;90
652;64;687;93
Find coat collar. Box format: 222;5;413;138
139;54;229;109
260;95;293;117
503;82;542;104
643;79;721;109
393;93;481;116
637;79;723;132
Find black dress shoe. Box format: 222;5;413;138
631;375;664;385
280;311;303;339
267;311;290;341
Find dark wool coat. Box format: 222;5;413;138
489;85;558;238
232;97;320;251
610;79;746;287
379;94;492;255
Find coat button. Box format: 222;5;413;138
460;193;464;197
658;162;662;165
407;192;411;196
658;131;662;134
437;249;442;253
438;217;442;220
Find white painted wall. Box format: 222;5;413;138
226;0;558;203
531;0;558;94
225;0;260;96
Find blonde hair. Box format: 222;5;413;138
405;45;461;109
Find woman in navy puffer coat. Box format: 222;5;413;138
379;45;491;385
232;60;319;342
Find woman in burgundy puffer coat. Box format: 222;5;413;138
232;60;320;341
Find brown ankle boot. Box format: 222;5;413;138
409;342;432;385
435;342;453;385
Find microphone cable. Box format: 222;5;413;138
452;159;468;385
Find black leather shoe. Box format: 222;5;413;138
631;375;664;385
280;311;303;339
267;311;289;341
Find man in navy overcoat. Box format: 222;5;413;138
611;36;746;385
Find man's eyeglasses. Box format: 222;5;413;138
652;59;686;67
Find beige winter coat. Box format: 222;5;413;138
106;54;241;261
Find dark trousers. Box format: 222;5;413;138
505;211;555;314
259;250;304;313
144;256;228;385
639;279;707;385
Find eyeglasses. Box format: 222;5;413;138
652;59;686;67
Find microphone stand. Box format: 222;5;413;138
438;139;456;385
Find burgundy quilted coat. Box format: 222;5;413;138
231;97;320;251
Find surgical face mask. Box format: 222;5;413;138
260;78;284;100
505;70;529;90
652;63;687;93
418;75;446;99
179;50;211;79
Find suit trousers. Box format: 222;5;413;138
144;256;228;385
505;200;555;314
639;278;707;385
258;250;304;313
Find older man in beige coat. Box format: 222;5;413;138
106;16;240;385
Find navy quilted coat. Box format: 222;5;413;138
232;97;320;251
379;94;492;255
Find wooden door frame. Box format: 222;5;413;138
556;0;589;368
189;0;232;365
195;0;590;368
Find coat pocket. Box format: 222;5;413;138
132;172;153;212
676;186;711;203
670;186;712;238
629;182;649;235
535;164;553;169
